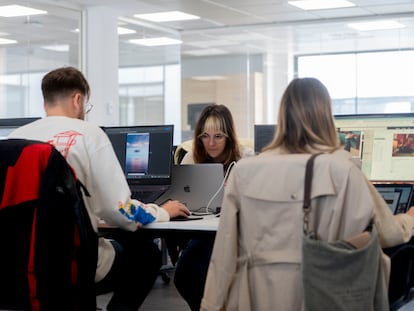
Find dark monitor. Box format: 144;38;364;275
0;117;41;139
103;125;174;186
254;124;276;154
187;103;211;130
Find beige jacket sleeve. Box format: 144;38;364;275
201;165;240;311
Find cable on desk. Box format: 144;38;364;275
204;161;236;214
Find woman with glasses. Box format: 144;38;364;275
174;104;254;311
180;104;253;170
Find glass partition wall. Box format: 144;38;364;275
117;18;181;127
1;1;414;144
0;1;81;118
176;16;414;141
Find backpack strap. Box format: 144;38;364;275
303;153;323;235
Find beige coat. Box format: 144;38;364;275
201;149;414;311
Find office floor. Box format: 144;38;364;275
97;269;191;311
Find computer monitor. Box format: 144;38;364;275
334;113;414;181
254;124;276;154
0;117;41;139
103;125;174;186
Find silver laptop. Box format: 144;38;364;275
156;163;224;214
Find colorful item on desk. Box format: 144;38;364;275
118;202;155;225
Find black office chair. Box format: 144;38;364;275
385;237;414;311
0;139;98;310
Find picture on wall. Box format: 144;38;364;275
338;130;362;158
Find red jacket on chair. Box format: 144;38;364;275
0;139;97;311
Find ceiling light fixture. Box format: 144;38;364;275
288;0;355;10
0;38;17;44
183;48;230;56
0;5;47;17
117;27;136;35
347;20;405;31
42;44;70;52
134;11;200;22
129;37;182;46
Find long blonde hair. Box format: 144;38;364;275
264;77;339;153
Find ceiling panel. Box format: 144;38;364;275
1;0;414;70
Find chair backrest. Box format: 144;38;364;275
0;139;97;311
385;237;414;311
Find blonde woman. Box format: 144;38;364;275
201;78;414;311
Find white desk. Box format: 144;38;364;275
142;214;219;233
99;214;219;237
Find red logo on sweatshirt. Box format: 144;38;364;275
47;130;83;158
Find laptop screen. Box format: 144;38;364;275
373;183;414;214
103;125;174;186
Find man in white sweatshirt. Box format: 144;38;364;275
9;66;190;311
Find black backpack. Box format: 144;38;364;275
0;139;98;310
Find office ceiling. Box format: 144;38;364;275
2;0;414;68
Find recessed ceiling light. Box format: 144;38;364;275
0;5;47;17
288;0;355;10
129;37;182;46
42;44;70;52
348;20;405;31
134;11;200;22
183;48;230;56
0;38;17;44
117;27;136;35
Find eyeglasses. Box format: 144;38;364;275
84;102;93;114
199;133;227;143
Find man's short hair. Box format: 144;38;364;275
42;67;90;104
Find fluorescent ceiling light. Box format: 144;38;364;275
288;0;355;10
117;27;136;35
348;20;405;31
134;11;199;22
0;38;16;45
188;40;236;48
183;48;230;56
0;5;47;17
129;37;182;46
42;44;69;52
